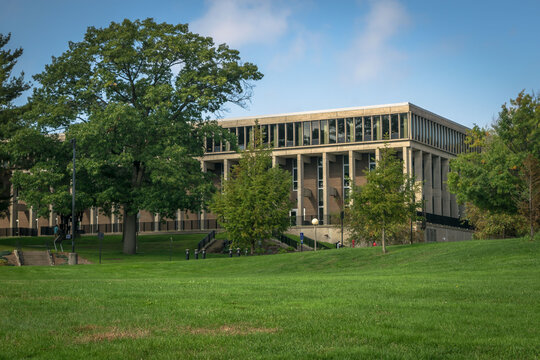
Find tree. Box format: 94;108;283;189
210;125;292;254
345;144;419;253
11;19;262;253
448;91;540;238
0;33;30;216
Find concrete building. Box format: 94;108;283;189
0;102;473;242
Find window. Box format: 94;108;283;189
382;115;390;139
214;138;221;152
278;124;285;147
400;113;408;139
317;157;324;224
373;115;381;140
320;120;327;144
262;125;268;144
369;153;376;171
206;137;213;153
329;119;336;143
238;126;245;150
346;118;354;142
292;158;298;191
270;124;276;147
246;126;252;147
391;114;399;139
227;127;235;151
355;117;362;142
295;122;302;146
303;122;310;145
364;117;372;141
337;118;345;143
343;155;350;200
286;123;294;147
311;120;319;145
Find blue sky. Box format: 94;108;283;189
1;0;539;128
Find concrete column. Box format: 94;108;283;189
402;146;412;176
375;147;381;163
176;209;183;231
451;193;459;218
154;213;160;232
413;150;423;203
348;150;356;188
90;207;95;232
223;159;231;181
297;154;304;226
441;158;451;217
322;153;329;224
423;153;433;214
272;155;285;168
432;156;441;215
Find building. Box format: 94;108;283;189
1;102;473;242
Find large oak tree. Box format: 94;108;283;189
12;19;262;253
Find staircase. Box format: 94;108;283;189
18;251;53;266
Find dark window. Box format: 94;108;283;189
364;117;372;141
286;123;294;147
214;138;221;152
246;126;252;147
278;124;285;147
329;119;336;143
382;115;390;139
238;126;245;150
206;137;213;152
311;120;319;145
270;124;276;147
262;125;268;144
391;114;399;139
346;118;354;142
320;120;327;144
303;122;310;145
400;113;408;139
355;117;362;142
373;115;381;140
337;118;345;143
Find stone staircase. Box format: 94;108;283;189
18;251;53;266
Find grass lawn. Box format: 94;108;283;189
0;237;539;359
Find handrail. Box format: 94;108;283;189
197;230;216;251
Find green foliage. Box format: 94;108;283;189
463;202;527;239
210;125;292;254
10;19;262;253
345;144;420;253
0;33;30;216
448;91;540;237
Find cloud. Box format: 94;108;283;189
342;0;410;83
191;0;291;47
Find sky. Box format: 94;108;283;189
1;0;539;129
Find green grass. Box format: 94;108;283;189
1;237;539;359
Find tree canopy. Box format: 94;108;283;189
448;91;540;238
11;19;262;253
0;33;30;216
345;144;419;253
210;126;292;254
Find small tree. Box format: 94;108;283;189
345;144;419;253
0;33;29;216
210;125;292;254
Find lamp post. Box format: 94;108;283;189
35;218;39;236
312;218;318;251
16;219;19;237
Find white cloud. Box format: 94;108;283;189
342;0;410;83
191;0;291;47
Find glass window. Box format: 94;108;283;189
206;137;213;153
369;153;376;171
214;138;221;152
246;126;252;147
286;123;294;147
261;125;268;145
311;120;319;145
355;117;362;142
320;120;327;144
337;118;345;143
269;124;276;147
303;122;310;145
346;118;354;142
292;158;297;191
382;115;390;139
391;114;399;139
295;122;302;146
364;117;372;141
328;119;336;143
278;124;285;147
238;126;245;150
400;113;408;139
373;115;381;140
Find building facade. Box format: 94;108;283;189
1;102;473;242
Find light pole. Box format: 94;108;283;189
16;219;19;237
70;138;76;253
35;218;39;236
312;218;318;251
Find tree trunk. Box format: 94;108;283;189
382;221;387;254
123;210;137;254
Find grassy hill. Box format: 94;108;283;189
0;238;538;359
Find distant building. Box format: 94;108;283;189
1;102;473;242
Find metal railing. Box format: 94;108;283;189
197;230;216;251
